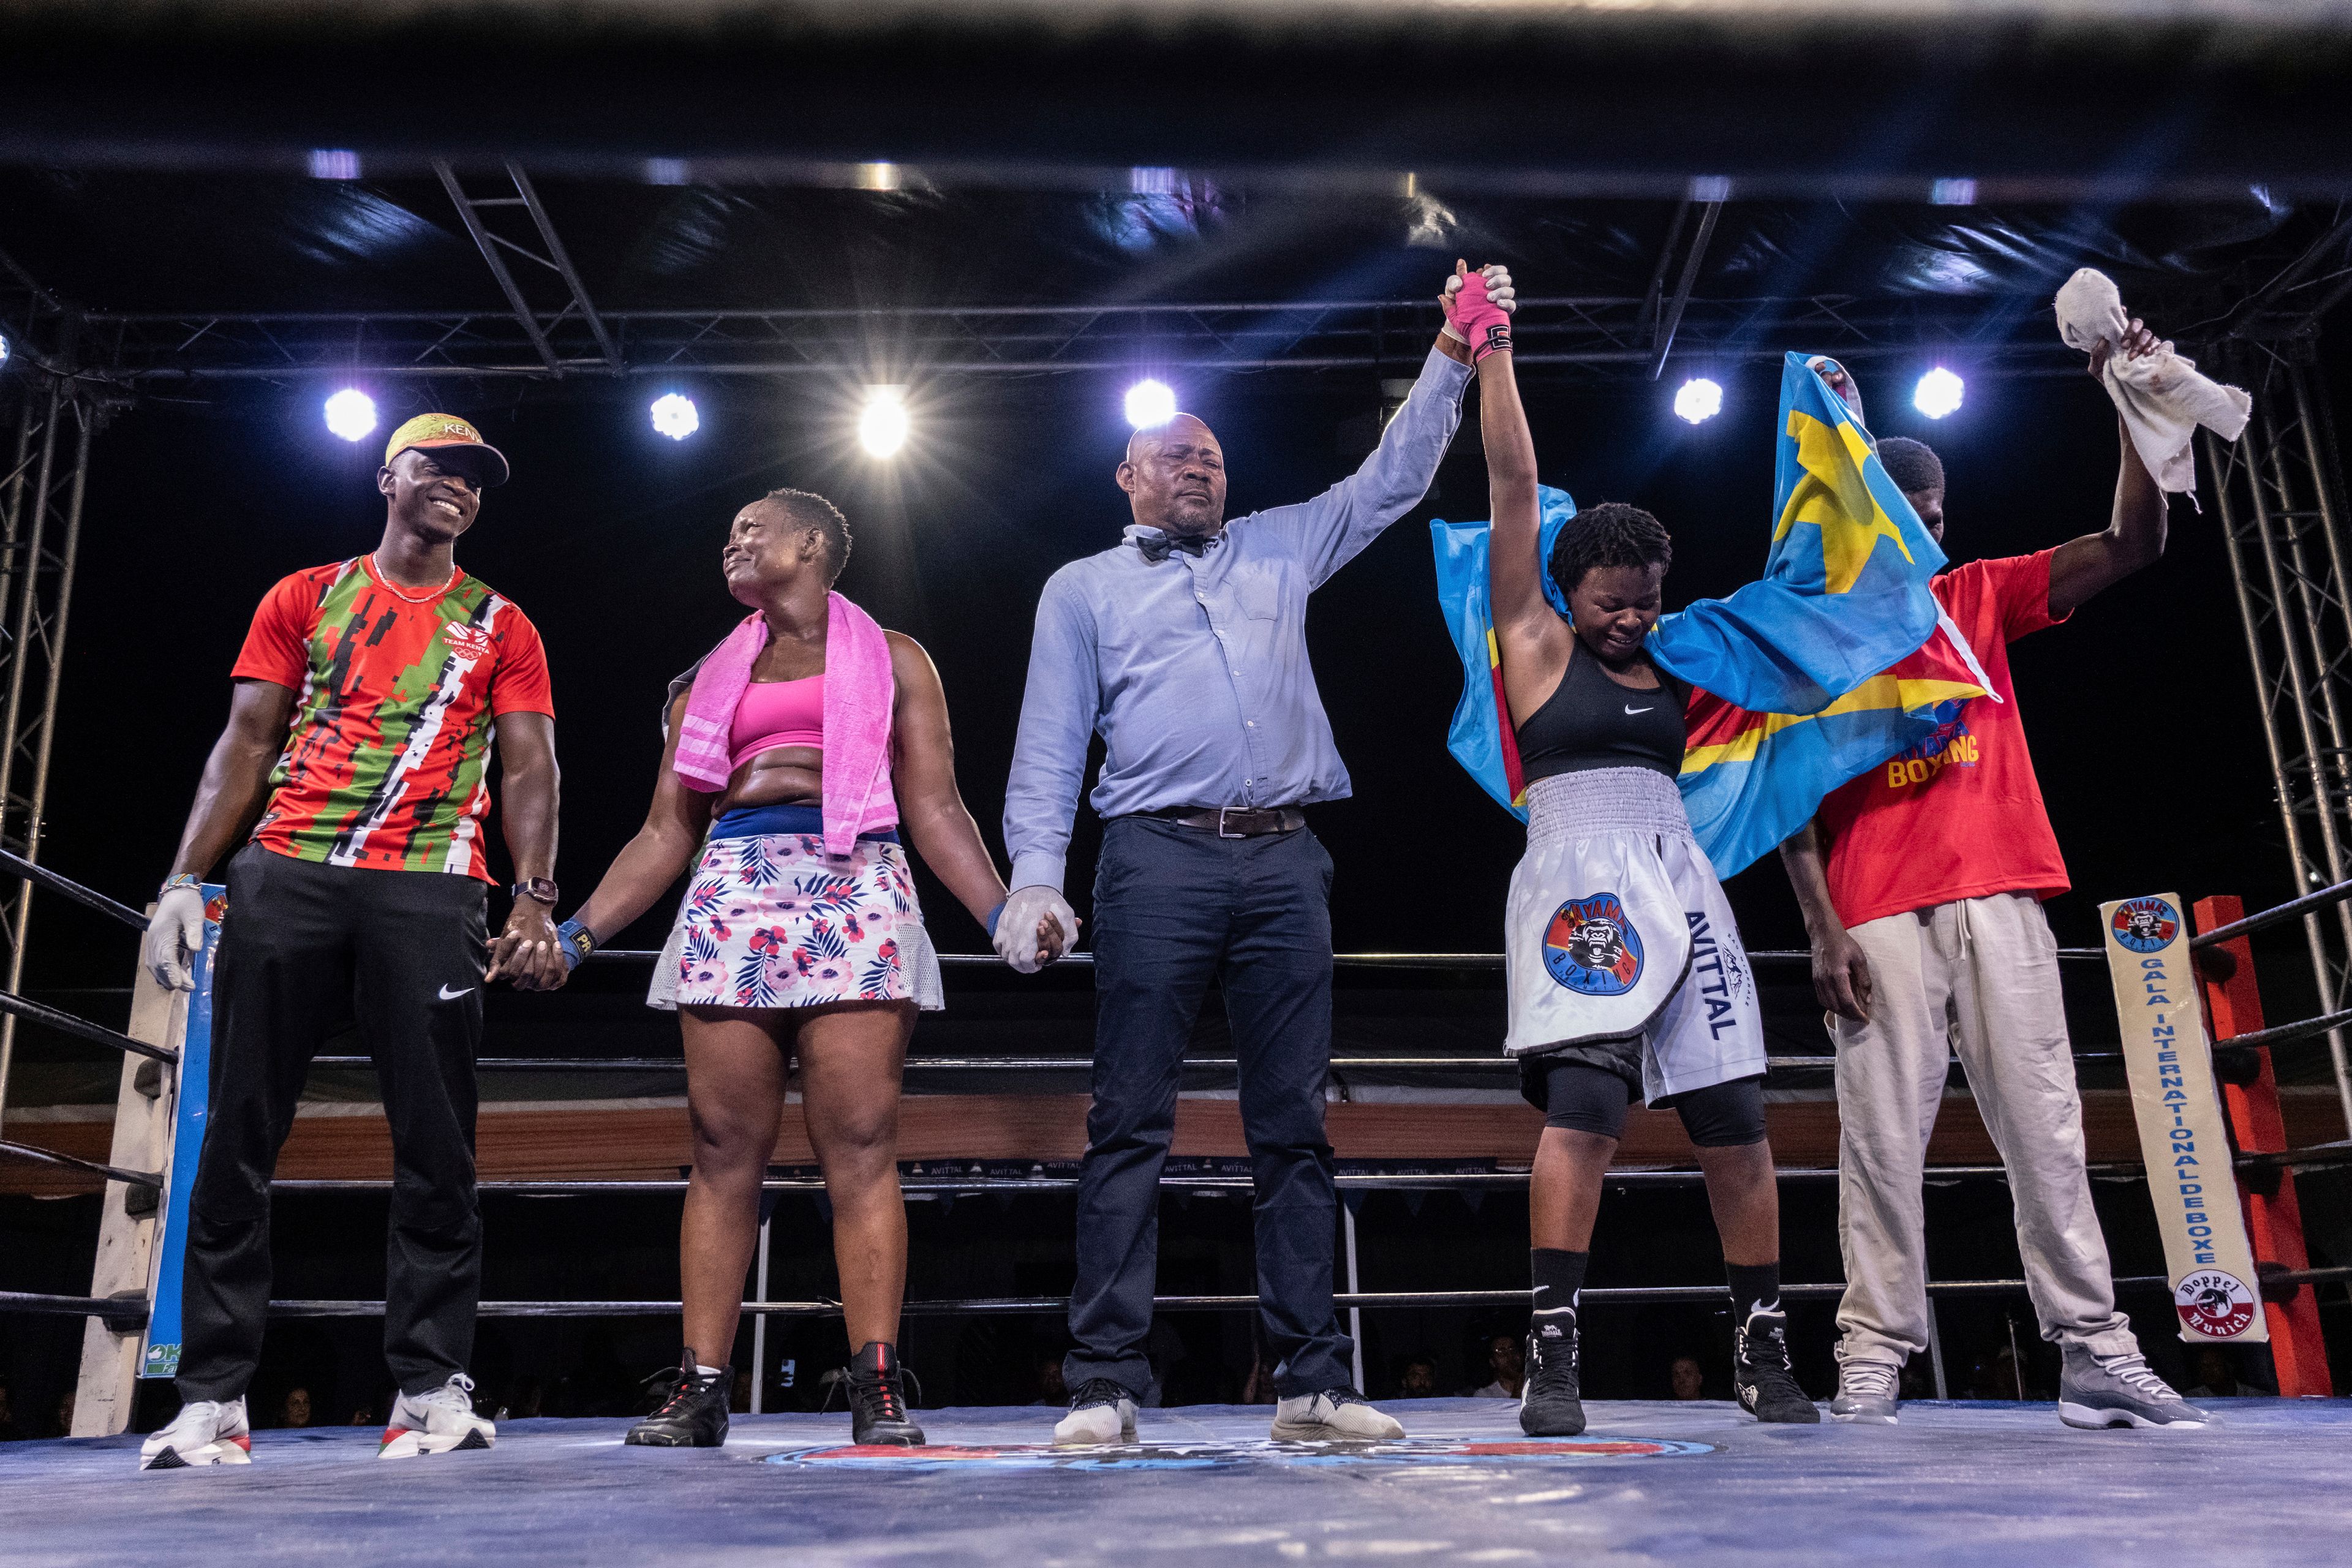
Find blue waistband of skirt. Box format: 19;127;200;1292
710;801;899;845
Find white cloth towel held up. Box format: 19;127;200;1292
2054;267;2250;497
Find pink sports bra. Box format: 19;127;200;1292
729;674;823;770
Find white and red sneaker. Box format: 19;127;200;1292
140;1397;252;1471
379;1373;496;1458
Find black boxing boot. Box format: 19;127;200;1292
847;1341;925;1447
624;1351;731;1447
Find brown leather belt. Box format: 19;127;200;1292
1137;805;1306;839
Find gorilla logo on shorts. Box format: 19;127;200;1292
1544;894;1645;997
2111;897;2180;954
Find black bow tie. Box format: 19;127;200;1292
1136;532;1210;563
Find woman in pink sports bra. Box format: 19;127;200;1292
553;488;1068;1450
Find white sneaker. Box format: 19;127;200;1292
1271;1387;1405;1442
379;1373;496;1458
141;1397;253;1471
1053;1378;1139;1447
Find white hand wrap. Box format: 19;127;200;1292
143;884;207;993
993;884;1077;975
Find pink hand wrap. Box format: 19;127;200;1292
1453;271;1512;363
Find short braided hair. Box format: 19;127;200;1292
761;487;853;584
1547;501;1672;601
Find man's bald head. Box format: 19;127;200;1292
1118;413;1229;540
1125;413;1218;467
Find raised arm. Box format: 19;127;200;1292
142;678;296;989
1253;323;1475;587
563;690;715;953
2048;320;2169;617
1468;268;1573;726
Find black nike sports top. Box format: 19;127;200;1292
1513;643;1689;784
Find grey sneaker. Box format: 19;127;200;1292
1830;1357;1901;1424
2058;1346;2209;1430
1271;1385;1405;1442
1053;1378;1138;1447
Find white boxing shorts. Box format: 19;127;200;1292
1502;767;1765;1102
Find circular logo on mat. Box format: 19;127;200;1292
766;1437;1713;1472
2111;897;2180;954
1544;894;1645;997
2175;1270;2258;1339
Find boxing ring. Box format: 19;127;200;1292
0;846;2345;1408
4;136;2352;1564
0;845;2348;1564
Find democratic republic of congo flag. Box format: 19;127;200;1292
1430;352;1988;878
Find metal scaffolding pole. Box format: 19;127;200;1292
2206;356;2352;1134
0;376;97;1140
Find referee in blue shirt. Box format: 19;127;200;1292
997;267;1509;1444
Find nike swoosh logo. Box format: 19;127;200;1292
438;985;475;1001
1623;704;1654;715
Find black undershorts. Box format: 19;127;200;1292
1520;1051;1766;1148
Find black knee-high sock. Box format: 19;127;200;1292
1531;1248;1587;1337
1726;1261;1782;1325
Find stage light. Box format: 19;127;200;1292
858;386;909;458
1673;378;1723;424
1125;379;1177;429
1914;367;1965;420
0;332;10;371
323;388;377;443
649;393;699;441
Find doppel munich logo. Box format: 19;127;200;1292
2111;897;2180;954
2175;1269;2258;1339
1544;894;1645;997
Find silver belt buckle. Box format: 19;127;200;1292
1218;805;1246;839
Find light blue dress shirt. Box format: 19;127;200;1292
1004;344;1473;893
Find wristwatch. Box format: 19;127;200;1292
510;878;560;906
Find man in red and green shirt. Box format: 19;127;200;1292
137;413;564;1471
1781;333;2206;1430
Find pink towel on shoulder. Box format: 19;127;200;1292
673;592;897;858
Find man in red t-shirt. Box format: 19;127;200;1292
134;414;566;1471
1781;336;2209;1430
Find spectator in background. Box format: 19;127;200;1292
2184;1347;2253;1400
505;1377;545;1421
349;1403;376;1426
1396;1358;1439;1400
1669;1356;1705;1401
0;1378;20;1441
1964;1345;2046;1402
53;1387;77;1439
1468;1335;1525;1400
1030;1358;1069;1406
732;1368;753;1414
277;1387;314;1429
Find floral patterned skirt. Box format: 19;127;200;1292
665;832;943;1011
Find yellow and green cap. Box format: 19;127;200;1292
383;412;510;487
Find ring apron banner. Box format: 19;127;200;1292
2100;892;2268;1344
141;884;225;1379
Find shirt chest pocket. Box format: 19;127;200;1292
1227;559;1289;622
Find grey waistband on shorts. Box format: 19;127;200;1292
1523;766;1694;848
